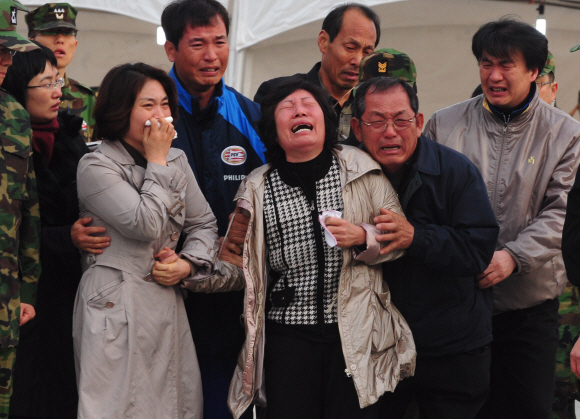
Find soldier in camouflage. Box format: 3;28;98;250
537;51;558;107
26;3;95;142
553;285;580;419
0;0;40;416
543;52;580;419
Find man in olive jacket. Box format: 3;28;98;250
424;18;580;419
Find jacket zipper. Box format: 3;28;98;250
493;115;510;211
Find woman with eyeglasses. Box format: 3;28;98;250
1;44;93;419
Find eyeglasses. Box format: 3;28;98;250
360;115;417;132
40;29;77;37
536;81;552;89
0;46;16;58
26;78;65;91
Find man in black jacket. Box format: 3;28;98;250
351;77;499;419
254;3;380;144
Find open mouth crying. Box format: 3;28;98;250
292;124;313;134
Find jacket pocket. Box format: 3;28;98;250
1;137;30;200
87;273;128;347
370;291;396;354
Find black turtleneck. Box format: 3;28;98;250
120;139;148;169
277;148;333;205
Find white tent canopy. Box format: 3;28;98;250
17;0;580;120
226;0;405;92
22;0;193;25
21;0;227;25
22;0;401;46
229;0;403;50
21;0;405;91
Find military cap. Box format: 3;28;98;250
539;51;555;77
26;3;77;35
359;48;417;92
0;0;39;52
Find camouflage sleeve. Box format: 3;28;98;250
0;91;40;307
17;154;40;305
60;77;96;142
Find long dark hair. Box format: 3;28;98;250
258;78;338;168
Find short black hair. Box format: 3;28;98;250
161;0;230;49
258;78;338;168
471;84;483;99
352;77;419;120
322;3;380;47
1;42;58;108
94;63;178;141
472;17;547;74
542;72;555;83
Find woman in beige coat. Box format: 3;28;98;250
216;79;416;419
73;63;237;419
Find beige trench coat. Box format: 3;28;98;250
198;146;416;417
73;141;229;419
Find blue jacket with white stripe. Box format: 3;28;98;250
169;67;265;357
170;67;265;237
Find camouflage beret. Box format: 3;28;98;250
0;0;39;52
539;51;555;77
26;3;77;34
359;48;417;91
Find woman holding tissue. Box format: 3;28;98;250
220;79;416;419
73;63;238;419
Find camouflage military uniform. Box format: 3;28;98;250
0;88;41;417
552;281;580;419
0;0;40;415
60;73;95;142
539;50;579;419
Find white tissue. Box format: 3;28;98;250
145;116;173;127
318;210;343;247
144;117;177;139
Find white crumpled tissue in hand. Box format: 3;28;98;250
318;210;343;247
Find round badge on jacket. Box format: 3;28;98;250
221;146;247;165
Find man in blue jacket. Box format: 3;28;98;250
351;76;499;419
161;1;265;418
